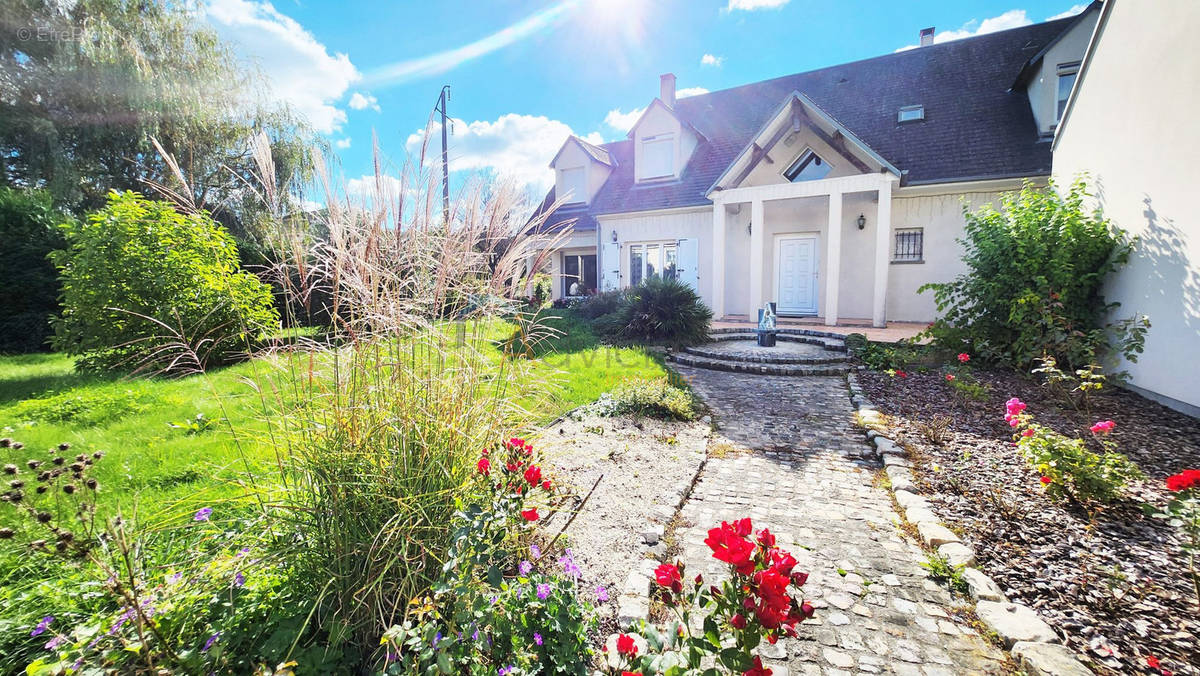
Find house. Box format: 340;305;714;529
527;5;1102;328
1051;0;1200;415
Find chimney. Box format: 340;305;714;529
660;73;676;107
919;27;935;47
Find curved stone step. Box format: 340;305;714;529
667;352;851;376
706;332;847;352
683;344;849;365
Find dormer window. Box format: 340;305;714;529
1056;62;1080;121
640;133;674;180
783;149;832;182
560;166;586;204
898;105;925;123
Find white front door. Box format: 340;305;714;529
775;235;818;315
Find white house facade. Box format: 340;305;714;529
529;6;1104;330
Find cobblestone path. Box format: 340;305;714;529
673;367;1009;675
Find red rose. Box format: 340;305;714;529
944;374;955;382
541;479;551;491
743;655;772;676
769;550;797;576
477;457;490;475
1166;469;1200;492
1021;428;1035;437
1089;420;1116;435
616;633;637;656
790;571;809;587
654;563;683;592
733;518;753;536
524;465;542;486
1040;476;1052;485
1147;656;1161;668
957;353;970;363
521;508;539;522
756;528;776;548
621;672;642;676
895;370;908;378
704;522;756;575
730;613;747;629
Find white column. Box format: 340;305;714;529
711;203;726;319
872;179;893;328
824;190;842;326
749;199;765;315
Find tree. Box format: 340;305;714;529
0;0;317;240
0;187;68;352
51;191;280;371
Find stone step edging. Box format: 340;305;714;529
667;353;851;377
683;345;850;365
843;371;1095;676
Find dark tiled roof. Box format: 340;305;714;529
536;17;1076;224
573;136;614;166
527;187;597;233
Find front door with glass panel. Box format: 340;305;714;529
562;253;597;296
775;236;818;315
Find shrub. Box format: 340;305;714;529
1004;398;1143;504
0;188;68;353
528;272;553;310
921;179;1147;370
1149;470;1200;607
595;277;712;346
596;378;697;421
51;192;279;372
855;340;918;371
574;289;625;320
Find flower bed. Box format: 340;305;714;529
859;367;1200;674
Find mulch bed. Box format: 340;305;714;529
859;367;1200;675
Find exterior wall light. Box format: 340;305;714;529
611;230;618;243
747;223;753;236
857;213;867;230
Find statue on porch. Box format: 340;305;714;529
756;302;778;347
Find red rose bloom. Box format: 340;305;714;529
730;613;747;629
616;633;637;656
541;479;551;491
1089;420;1116;435
477;457;490;475
769;550;797;576
895;370;908;378
957;353;970;363
756;528;776;548
743;655;772;676
1040;476;1053;484
521;508;539;522
654;563;683;592
944;374;955;382
524;465;542;486
704;521;757;575
1166;469;1200;491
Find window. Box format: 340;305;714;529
897;105;925;123
628;242;678;285
560;166;586;203
893;228;924;263
562;254;596;296
783;149;832;182
640;134;674;179
1056;62;1080;121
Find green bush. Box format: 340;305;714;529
574;289;625;320
51;192;279;371
2;388;153;426
855;340;918;371
595;277;712;347
598;377;697;421
0;188;68;353
921;179;1147;370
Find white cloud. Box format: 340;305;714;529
204;0;360;133
334;138;351;149
348;92;380;112
895;9;1032;52
404;114;603;192
678;87;709;98
1047;4;1088;21
725;0;790;11
604;107;644;133
701;53;724;67
345;174;404;202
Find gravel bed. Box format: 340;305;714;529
859;368;1200;675
535;411;709;633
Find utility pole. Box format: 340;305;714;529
434;85;451;227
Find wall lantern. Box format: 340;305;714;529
857;213;867;230
747;223;753;236
611;230;618;243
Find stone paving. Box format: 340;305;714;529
672;366;1009;675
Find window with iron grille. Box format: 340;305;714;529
893;228;924;262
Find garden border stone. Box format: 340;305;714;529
844;370;1092;675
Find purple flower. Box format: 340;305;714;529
432;631;442;648
499;667;514;676
595;585;609;603
202;632;221;652
559;549;581;578
530;544;541;559
536;583;551;600
471;627;479;641
30;616;53;637
533;632;543;646
233;571;245;588
193;507;213;521
385;651;398;662
237;546;251;557
519;560;532;576
44;635;66;650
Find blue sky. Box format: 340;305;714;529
202;0;1089;198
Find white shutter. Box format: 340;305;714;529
601;241;620;291
676;238;699;292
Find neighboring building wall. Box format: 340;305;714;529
597;208;713;302
1026;10;1099;135
1052;0;1200;414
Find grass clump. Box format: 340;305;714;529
3;388;154;426
921;552;970;596
591;377;698;421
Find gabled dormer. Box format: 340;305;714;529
549;135;614;205
1011;2;1101;137
627;74;705;183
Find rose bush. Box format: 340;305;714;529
1148;469;1200;608
603;518;813;676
